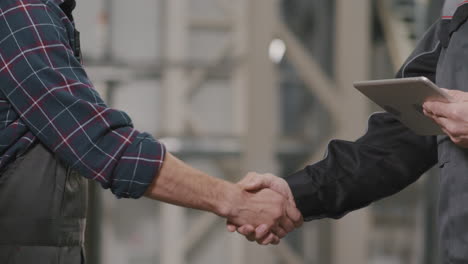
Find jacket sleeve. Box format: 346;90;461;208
285;20;442;221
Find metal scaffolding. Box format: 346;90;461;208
156;0;373;263
77;0;439;263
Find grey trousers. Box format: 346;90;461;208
0;144;87;264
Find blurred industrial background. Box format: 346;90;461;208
73;0;445;263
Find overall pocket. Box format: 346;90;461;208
60;166;88;218
437;136;452;168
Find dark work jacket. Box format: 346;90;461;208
285;1;468;262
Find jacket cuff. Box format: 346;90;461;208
284;168;328;221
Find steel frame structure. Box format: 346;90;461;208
83;0;397;263
155;0;372;263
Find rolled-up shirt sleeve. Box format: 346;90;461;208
0;0;165;198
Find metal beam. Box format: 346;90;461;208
161;0;189;136
331;1;372;264
376;0;416;71
186;40;233;100
277;22;341;121
243;0;279;176
190;18;232;31
160;1;189;264
182;214;221;254
240;0;279;262
232;0;248;136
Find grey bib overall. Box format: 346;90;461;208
0;144;87;264
0;0;87;262
437;5;468;262
405;1;468;261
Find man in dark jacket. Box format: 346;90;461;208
230;0;468;262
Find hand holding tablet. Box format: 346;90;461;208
353;77;453;135
422;89;468;148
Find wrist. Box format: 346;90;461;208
213;182;246;218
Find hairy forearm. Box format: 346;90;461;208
144;152;241;217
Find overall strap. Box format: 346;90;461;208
59;0;82;61
59;0;76;21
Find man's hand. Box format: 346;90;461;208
225;187;294;245
144;153;295;246
423;89;468;147
226;173;303;245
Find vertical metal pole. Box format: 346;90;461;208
331;0;372;264
230;1;250;263
232;0;248;137
161;0;189;136
240;0;279;262
160;1;188;264
243;0;279;175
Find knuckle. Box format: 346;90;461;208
295;216;304;227
256;239;265;245
283;223;294;233
278;231;286;238
239;229;249;236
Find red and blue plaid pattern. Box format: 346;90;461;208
0;0;165;198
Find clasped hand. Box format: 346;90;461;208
224;173;303;245
424;89;468;147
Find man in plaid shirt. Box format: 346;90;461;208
0;0;302;262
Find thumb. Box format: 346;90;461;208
286;205;303;228
241;176;271;192
287;193;296;207
443;89;468;102
276;178;296;206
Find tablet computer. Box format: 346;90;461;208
353;77;453;135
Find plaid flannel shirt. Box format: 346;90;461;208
0;0;165;198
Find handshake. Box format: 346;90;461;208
145;153;303;245
223;172;303;245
